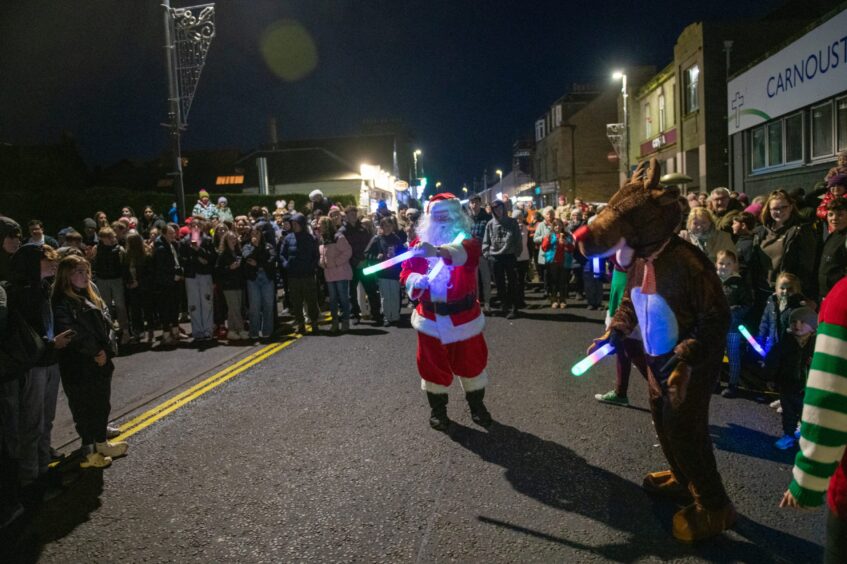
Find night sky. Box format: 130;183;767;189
0;0;785;190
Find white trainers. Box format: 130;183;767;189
238;330;251;340
96;440;129;459
769;399;781;409
81;451;112;469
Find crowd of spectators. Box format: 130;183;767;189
1;152;846;530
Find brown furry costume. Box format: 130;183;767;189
575;159;734;542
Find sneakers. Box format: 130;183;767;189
80;452;112;469
551;302;559;309
769;399;781;409
721;386;738;399
595;390;629;406
774;434;797;450
96;440;129;459
106;425;122;439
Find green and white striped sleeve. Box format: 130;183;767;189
788;321;847;507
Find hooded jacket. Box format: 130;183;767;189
279;214;319;278
7;243;57;366
483;212;522;258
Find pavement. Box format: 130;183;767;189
2;289;826;563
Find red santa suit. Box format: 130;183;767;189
400;236;489;393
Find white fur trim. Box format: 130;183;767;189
421;380;450;394
442;242;468;267
411;309;485;345
459;370;489;392
405;273;425;300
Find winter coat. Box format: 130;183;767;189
758;293;807;358
532;221;555;264
7;244;57;367
721;274;752;332
192;201;219;220
214;248;244;290
279;232;319;279
152;236;183;289
52;289;116;364
819;227;847;299
754;216;818;297
92;242;127;281
241;241;276;281
179;234;216;277
678;228;735;264
0;216;21;283
319;234;353;282
339;221;372;267
774;332;814;390
483;216;522;258
364;233;406;280
470;209;492;242
540;232;574;268
216;207;234;224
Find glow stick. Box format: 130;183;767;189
362;248;420;276
426;233;467;281
738;324;766;357
571;343;615;377
593;257;601;275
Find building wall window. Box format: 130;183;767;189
553;105;562;128
658;93;666;132
644;103;652;139
751;111;804;172
535;119;545;142
812;101;833;159
837;96;847;152
785;113;803;163
767;121;783;166
751;126;766;170
684;64;700;114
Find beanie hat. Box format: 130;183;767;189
199;189;210;199
83;218;97;229
828;173;847;188
309;189;324;201
789;306;819;331
426;193;460;214
218;196;228;205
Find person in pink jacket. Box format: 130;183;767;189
318;216;353;332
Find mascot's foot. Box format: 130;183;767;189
642;471;693;502
672;502;737;543
426;392;450;432
465;389;492;428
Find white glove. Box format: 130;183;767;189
417;242;438;258
413;276;430;290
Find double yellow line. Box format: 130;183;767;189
114;338;297;441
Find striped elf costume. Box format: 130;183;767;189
788;277;847;514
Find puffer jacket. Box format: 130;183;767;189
319;233;353;282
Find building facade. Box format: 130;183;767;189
728;5;847;197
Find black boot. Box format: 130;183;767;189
465;389;492;428
426;392;450;431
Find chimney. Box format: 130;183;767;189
268;117;278;148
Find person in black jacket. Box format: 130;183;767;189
339;206;381;324
179;220;217;341
242;226;277;339
279;213;320;334
124;232;155;343
7;244;73;498
216;231;248;340
716;250;752;398
52;254;128;469
364;217;406;327
152;225;184;346
819;198;847;300
91;227;130;344
0;281;24;527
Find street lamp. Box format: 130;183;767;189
413;149;422;181
612;70;629;173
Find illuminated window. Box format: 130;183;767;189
215;175;245;185
684;65;699;113
658;93;666;132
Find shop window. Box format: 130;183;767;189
658;93;666;132
838;97;847;152
812;101;833;159
785;112;803;163
644;103;652;139
684;65;699;114
751;126;766;171
767;121;783;166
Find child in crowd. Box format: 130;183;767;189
758;273;810;369
773;307;817;450
540;219;574;308
364;217;406;327
716;250;752;398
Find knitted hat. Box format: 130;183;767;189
789;306;819;330
427;193;460;214
199;189;210;199
309;189;324;201
218;196;228;205
828;174;847;188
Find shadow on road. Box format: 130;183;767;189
517;312;605;323
1;468;104;564
709;423;796;465
450;421;820;562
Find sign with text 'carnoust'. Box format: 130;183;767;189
727;8;847;135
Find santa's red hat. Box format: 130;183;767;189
427;192;461;214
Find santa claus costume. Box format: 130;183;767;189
399;193;492;431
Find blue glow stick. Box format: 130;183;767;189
362;248;421;276
571;343;615;377
426;233;467;281
738;324;766;357
593;257;601;275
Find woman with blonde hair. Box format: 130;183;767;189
52;255;128;469
678;207;734;264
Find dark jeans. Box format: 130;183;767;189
583;272;604;307
156;283;180;329
546;262;570;303
779;385;804;436
60;357;113;446
491;254;519;312
289;276;320;327
826;508;847;564
351;265;381;320
515;260;529;307
615;338;648;397
0;378;20;514
126;286;154;336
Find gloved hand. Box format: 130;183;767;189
412;276;430;291
417;242;438;258
587;328;623;355
667;361;691;409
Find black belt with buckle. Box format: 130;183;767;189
422;294;477;316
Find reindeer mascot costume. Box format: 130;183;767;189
400;193;492;432
575;159;734;541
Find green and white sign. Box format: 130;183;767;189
728;8;847;134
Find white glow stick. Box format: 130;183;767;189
593;257;601;275
362;248;420;276
571;343;615;377
426;233;467;281
738;324;766;357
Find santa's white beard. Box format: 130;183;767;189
420;222;460;246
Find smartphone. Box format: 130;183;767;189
63;330;77;338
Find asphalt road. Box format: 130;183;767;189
4;291;826;563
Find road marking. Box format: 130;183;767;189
114;339;295;440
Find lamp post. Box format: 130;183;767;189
413;149;422;181
612;70;629;174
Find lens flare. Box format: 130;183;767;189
260;20;318;82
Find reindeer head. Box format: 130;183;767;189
574;158;680;267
